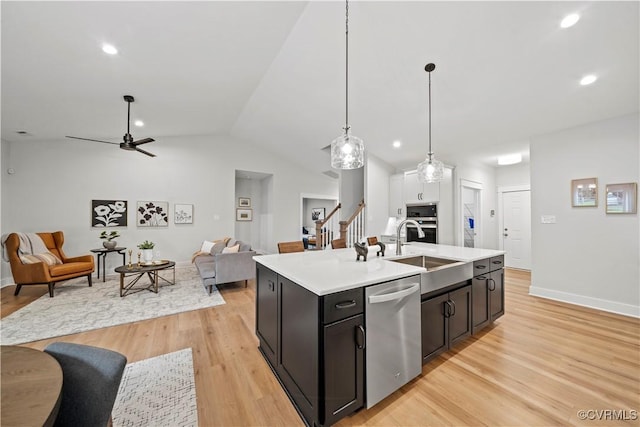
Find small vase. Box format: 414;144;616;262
142;249;154;263
103;240;117;250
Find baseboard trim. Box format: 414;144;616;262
529;286;640;318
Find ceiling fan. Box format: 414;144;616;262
66;95;156;157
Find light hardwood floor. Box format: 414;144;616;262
2;269;639;426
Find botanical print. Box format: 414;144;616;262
174;204;193;224
92;200;127;227
137;201;169;227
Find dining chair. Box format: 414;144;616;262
44;342;127;427
331;238;347;249
277;241;305;254
366;236;379;246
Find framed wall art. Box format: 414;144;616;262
91;200;127;227
311;208;325;221
174;204;194;224
236;208;253;221
238;197;251;207
137;201;169;227
605;182;637;214
571;178;598;207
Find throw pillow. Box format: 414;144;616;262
222;244;240;254
200;240;215;253
210;241;226;255
20;252;62;265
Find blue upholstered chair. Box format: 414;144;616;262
44;342;127;427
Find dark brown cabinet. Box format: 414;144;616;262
421;283;471;364
255;265;364;426
471;255;505;334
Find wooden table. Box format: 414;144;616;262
1;345;63;427
115;261;176;297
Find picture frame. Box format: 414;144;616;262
238;197;251;207
311;208;325;222
174;203;194;224
236;208;253;221
91;200;127;228
137;201;169;227
571;178;598;207
605;182;637;214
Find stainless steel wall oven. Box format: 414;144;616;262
405;204;438;244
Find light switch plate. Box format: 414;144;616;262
541;215;556;224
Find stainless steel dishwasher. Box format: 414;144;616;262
365;275;421;408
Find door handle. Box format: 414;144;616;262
355;325;366;349
503;233;508;237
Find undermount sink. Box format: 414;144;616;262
389;256;473;295
390;255;461;271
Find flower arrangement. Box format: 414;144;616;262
137;240;155;250
99;231;120;241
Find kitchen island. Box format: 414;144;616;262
254;243;505;427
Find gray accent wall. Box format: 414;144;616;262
1;135;337;284
530;113;639;317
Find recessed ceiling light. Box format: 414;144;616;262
580;74;597;86
497;153;522;166
134;120;144;127
560;13;580;29
392;140;401;148
102;43;118;55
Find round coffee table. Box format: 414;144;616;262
114;261;176;297
1;345;63;427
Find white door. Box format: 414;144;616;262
502;190;531;270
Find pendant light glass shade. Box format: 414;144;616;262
417;62;443;183
417;154;444;183
330;0;364;170
331;128;364;169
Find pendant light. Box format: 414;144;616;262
417;63;444;183
331;0;364;170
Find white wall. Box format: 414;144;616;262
530;113;639;317
1;134;337;283
234;176;267;252
496;162;530;187
365;153;395;238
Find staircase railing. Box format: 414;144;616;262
339;199;366;247
314;203;341;250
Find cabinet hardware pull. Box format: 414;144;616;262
356;325;366;349
492;260;502;264
488;278;496;291
268;280;274;291
449;299;456;317
476;276;487;280
443;301;451;318
476;265;487;269
335;300;356;309
368;283;420;304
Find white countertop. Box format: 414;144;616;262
254;243;504;296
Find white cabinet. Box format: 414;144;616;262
403;170;440;204
389;174;405;218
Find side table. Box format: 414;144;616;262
90;247;127;282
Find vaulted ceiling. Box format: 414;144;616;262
2;1;638;175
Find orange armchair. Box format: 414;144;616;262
6;232;94;297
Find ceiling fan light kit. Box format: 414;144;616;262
66;95;156;157
417;63;444;183
330;0;365;170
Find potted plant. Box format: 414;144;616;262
137;240;155;263
99;230;120;249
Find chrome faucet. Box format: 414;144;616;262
395;219;425;255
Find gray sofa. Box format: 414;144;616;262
193;239;256;293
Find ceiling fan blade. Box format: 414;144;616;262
131;137;155;146
135;147;156;157
66;136;119;145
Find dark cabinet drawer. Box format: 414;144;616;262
322;288;364;324
489;255;504;272
473;258;490;275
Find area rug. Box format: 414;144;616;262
0;266;225;345
113;348;198;427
